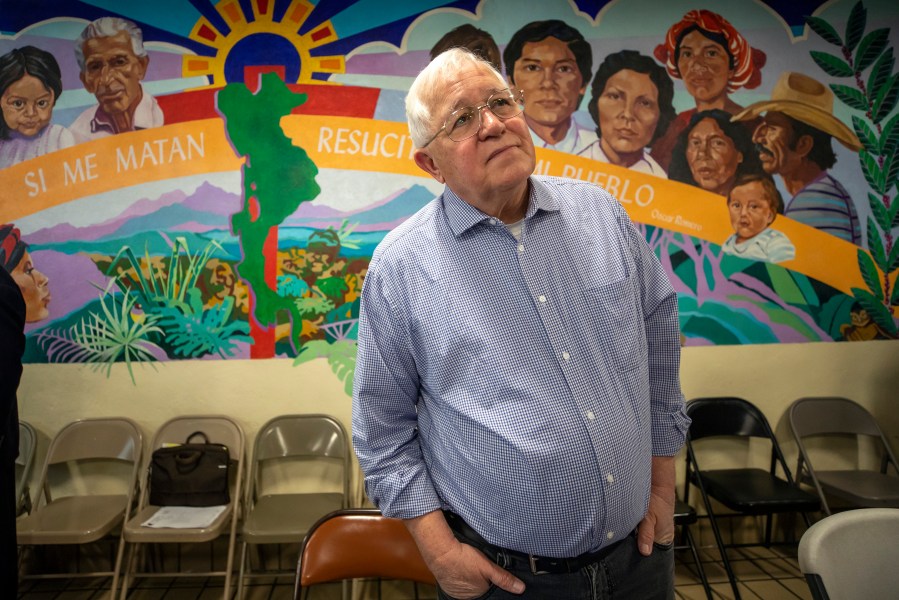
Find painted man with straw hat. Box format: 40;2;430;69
732;71;862;244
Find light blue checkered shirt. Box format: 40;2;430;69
352;175;689;558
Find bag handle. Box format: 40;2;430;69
186;431;210;444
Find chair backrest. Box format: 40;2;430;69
799;508;899;599
33;418;142;507
15;420;37;513
141;414;245;508
250;414;349;501
686;397;773;441
790;397;886;439
295;508;436;594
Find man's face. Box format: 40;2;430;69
79;30;148;115
752;111;802;175
676;30;733;105
685;117;743;195
1;74;55;137
512;37;585;132
414;66;536;209
727;180;775;243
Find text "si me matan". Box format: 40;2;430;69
24;133;205;197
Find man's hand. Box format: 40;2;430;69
405;510;525;598
636;455;676;556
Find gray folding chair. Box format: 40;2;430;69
117;414;245;600
15;417;143;596
789;396;899;515
237;414;350;599
799;508;899;599
15;420;37;516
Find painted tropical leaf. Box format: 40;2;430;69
805;16;843;46
855;28;890;72
880;112;899;156
853;116;879;153
810;51;854;78
845;1;867;52
293;339;357;396
869;192;891;231
873;74;899;123
831;83;870;112
851;287;898;334
857;249;884;300
154;290;251;358
866;218;888;268
868;47;894;101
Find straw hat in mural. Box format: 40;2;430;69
731;71;861;151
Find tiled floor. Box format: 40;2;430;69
17;543;812;600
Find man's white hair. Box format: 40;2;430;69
74;17;147;71
406;48;507;149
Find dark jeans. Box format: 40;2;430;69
437;536;675;600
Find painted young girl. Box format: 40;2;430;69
0;46;75;168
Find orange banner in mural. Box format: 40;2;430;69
0;116;873;297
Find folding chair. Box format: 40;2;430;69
684;397;819;600
237;414;350;598
789;396;899;515
294;508;435;600
15;420;37;516
15;417;142;596
799;508;899;599
117;415;245;600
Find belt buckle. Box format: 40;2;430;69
528;554;549;575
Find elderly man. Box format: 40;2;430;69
70;16;163;141
353;48;689;599
732;71;861;244
503;20;597;156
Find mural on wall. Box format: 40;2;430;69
0;0;897;384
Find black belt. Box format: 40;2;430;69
443;511;628;575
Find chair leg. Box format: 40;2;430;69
110;532;128;600
693;480;742;600
682;526;713;600
118;541;137;600
236;541;249;600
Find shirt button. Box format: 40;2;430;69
517;243;524;253
489;218;497;225
607;531;615;540
562;351;570;361
606;473;614;483
586;411;595;420
538;295;546;303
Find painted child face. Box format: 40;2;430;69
1;73;55;137
728;180;775;243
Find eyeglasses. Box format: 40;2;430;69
422;88;525;147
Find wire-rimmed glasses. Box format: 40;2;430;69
422;88;525;147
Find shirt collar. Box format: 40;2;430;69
442;176;561;237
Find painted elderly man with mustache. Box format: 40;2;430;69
733;71;862;244
70;16;163;142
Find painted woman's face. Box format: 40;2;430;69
596;69;660;161
11;250;51;322
676;30;733;106
685;118;743;195
1;74;55;137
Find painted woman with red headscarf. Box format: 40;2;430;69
650;9;766;171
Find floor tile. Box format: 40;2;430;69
743;578;805;599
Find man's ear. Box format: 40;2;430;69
794;134;814;158
413;148;445;183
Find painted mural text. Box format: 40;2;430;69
561;163;655;207
116;133;206;172
317;126;415;160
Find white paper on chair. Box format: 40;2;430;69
141;505;228;528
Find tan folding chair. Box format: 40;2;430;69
294;508;435;600
237;414;350;598
117;414;245;600
15;417;143;596
15;420;37;516
789;396;899;515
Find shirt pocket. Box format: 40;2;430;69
583;277;645;373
